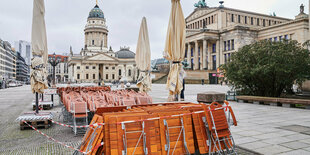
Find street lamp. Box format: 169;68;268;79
48;53;60;86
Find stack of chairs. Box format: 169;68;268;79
57;86;153;135
79;102;238;155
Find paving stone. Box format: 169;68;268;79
280;141;310;149
276;130;297;136
252;132;285;140
278;149;310;155
279;125;310;132
236;130;263;137
254;145;292;155
301;131;310;136
234;137;259;145
261;137;294;145
239;141;270;150
300;139;310;144
284;134;310;141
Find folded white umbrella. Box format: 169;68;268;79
164;0;186;101
136;17;152;93
30;0;48;94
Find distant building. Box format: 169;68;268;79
185;1;309;83
0;39;16;80
16;52;29;82
151;58;169;73
47;54;69;83
68;4;137;83
14;40;31;66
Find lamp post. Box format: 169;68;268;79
48;53;60;86
48;53;60;103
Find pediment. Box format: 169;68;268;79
186;8;218;22
86;53;118;61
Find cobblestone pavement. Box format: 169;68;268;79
2;84;309;154
0;85;82;155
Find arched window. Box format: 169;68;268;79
119;69;122;76
128;69;132;76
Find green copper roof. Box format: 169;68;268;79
88;5;104;19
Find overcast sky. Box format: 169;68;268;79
0;0;308;59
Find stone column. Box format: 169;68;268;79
194;41;199;70
216;40;220;68
187;43;191;67
202;40;207;69
208;42;212;70
219;38;224;65
200;43;203;70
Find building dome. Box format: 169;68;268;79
88;5;104;19
115;47;135;59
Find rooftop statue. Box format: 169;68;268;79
300;4;305;14
194;0;207;8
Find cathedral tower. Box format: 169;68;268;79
84;4;108;52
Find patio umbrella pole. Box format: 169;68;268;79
35;92;39;114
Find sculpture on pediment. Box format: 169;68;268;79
194;0;207;8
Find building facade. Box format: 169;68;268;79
14;40;31;66
47;54;69;83
16;52;29;82
185;1;309;83
68;4;137;83
0;39;16;81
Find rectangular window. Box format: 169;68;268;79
208;17;211;24
238;15;241;23
269;38;272;41
112;74;115;80
274;37;277;42
228;53;231;61
92;66;96;69
227;40;231;51
86;66;89;69
251;17;253;25
185;49;187;58
231;39;235;50
284;35;288;40
263;19;266;27
212;44;216;53
224;41;227;51
191;48;193;57
77;74;80;79
86;74;89;79
198;47;200;56
257;18;260;26
212;55;217;70
231;14;234;22
224;54;227;63
77;66;80;69
93;74;95;79
112;67;115;70
211;16;214;23
106;74;108;79
279;36;282;41
269;20;271;26
244;16;247;24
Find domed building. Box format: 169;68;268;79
68;3;137;83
